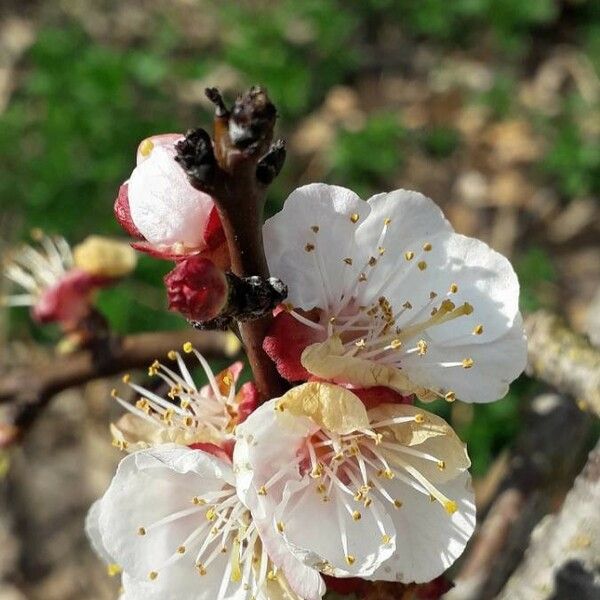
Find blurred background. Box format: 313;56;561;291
0;1;598;598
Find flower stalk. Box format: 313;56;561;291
176;87;287;401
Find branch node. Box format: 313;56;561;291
257;139;287;185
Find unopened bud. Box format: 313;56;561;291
165;257;229;322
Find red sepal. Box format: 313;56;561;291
352;386;415;410
263;308;326;382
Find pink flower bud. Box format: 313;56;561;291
164;256;229;321
127;134;218;249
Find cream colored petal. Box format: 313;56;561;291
280;382;369;435
368;404;470;482
301;336;418;394
74;235;137;277
110;414;217;452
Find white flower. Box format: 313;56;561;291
234;382;475;584
86;445;311;600
263;184;527;403
234;382;475;583
127;134;215;249
2;231;135;327
2;230;73;309
110;343;256;453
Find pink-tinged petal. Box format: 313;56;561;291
129;239;231;269
352;386;415;410
263;309;326;382
129;241;202;260
114;182;144;239
128;144;214;248
236;381;259;424
32;268;113;325
187;442;232;463
164;257;229;322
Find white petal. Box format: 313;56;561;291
136;134;183;165
401;313;527;403
276;478;395;578
369;471;475;584
235;400;326;600
263;183;368;311
235;398;394;583
85;499;113;565
354;189;452;300
128;145;213;247
98;446;236;600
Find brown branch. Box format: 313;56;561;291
525;310;600;415
0;329;236;446
447;393;593;600
176;87;287;401
496;440;600;600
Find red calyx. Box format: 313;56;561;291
164;256;229;322
113;183;143;239
263;307;326;382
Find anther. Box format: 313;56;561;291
343;257;353;265
450;283;458;293
122;373;131;383
167;350;177;360
276;521;285;533
311;225;320;233
437;460;446;471
418;260;427;271
257;485;267;496
405;251;414;261
352;510;362;521
368;256;377;266
345;555;356;565
423;242;432;251
137;527;146;536
139;138;154;156
177;546;186;554
378;246;386;255
183;342;193;353
305;243;315;252
358;272;367;282
445;391;456;402
462;358;474;369
350;213;360;223
148;571;158;581
384;217;391;225
390;339;402;349
393;499;403;508
444;500;458;515
417;339;428;355
381;534;391;544
473;324;484;335
414;413;425;424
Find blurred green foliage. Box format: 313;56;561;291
330;113;405;196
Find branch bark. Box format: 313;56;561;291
176;87;287;402
447;393;593;600
496;440;600;600
0;329;236;446
525;310;600;415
